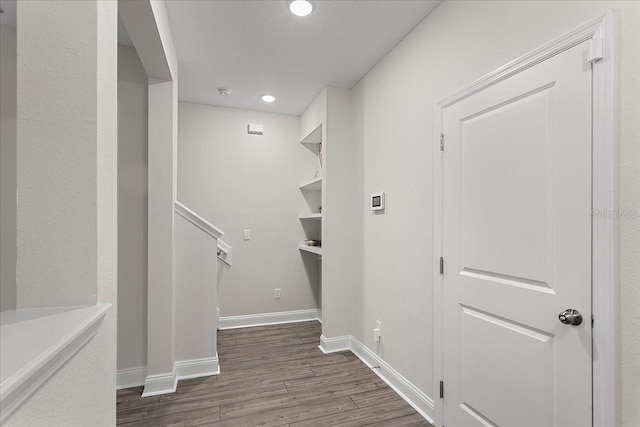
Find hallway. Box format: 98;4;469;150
116;322;431;426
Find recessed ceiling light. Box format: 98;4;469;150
261;94;276;103
219;88;231;97
288;0;314;17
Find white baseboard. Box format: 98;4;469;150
130;354;220;397
116;366;147;390
175;355;220;380
141;370;178;397
218;309;321;329
319;334;351;353
319;334;434;424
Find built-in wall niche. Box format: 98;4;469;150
298;123;323;256
299;177;322;216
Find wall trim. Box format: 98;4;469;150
0;304;110;423
141;370;178;397
116;366;147;390
140;354;220;396
433;13;614;427
319;334;434;424
218;309;321;329
319;334;351;353
175;355;220;380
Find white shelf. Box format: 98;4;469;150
299;213;322;220
299;177;322;191
299;123;322;147
298;244;322;255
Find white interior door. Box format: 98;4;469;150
441;40;592;427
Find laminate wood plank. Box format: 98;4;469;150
116;387;162;411
348;385;401;408
214;366;315;387
216;396;357;427
177;375;217;388
310;358;375;376
300;336;321;344
116;395;162;411
116;386;144;401
220;343;321;363
288;398;415;427
365;413;433;426
221;351;348;372
220;378;377;419
216;336;236;345
160;381;288;406
218;325;268;335
217;337;305;355
283;368;378;393
218;342;319;364
120;406;220;427
118;395;220;426
117;321;432;427
369;373;388;388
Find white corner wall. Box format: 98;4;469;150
6;0;117;424
321;86;363;339
0;24;17;312
117;45;148;371
175;214;217;362
349;1;639;424
177;102;319;317
119;0;180;394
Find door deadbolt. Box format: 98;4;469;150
559;309;583;326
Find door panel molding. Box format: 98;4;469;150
433;13;614;427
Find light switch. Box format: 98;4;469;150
243;229;251;240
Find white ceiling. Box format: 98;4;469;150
165;0;440;115
1;0;441;116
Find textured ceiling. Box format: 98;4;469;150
165;0;440;115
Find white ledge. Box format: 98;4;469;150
298;244;322;255
174;200;224;239
0;304;111;422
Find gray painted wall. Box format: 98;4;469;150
6;1;117;424
117;45;148;370
177;102;319;317
0;24;17;312
346;1;639;423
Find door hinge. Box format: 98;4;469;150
591;314;594;328
439;257;444;275
440;380;444;398
440;133;445;152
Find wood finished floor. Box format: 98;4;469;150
117;321;432;427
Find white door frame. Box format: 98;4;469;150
433;13;614;427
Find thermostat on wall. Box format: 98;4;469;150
371;192;385;211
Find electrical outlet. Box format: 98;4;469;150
243;229;251;240
373;320;382;342
274;288;281;299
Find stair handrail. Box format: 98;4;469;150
174;200;232;266
174;200;225;239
